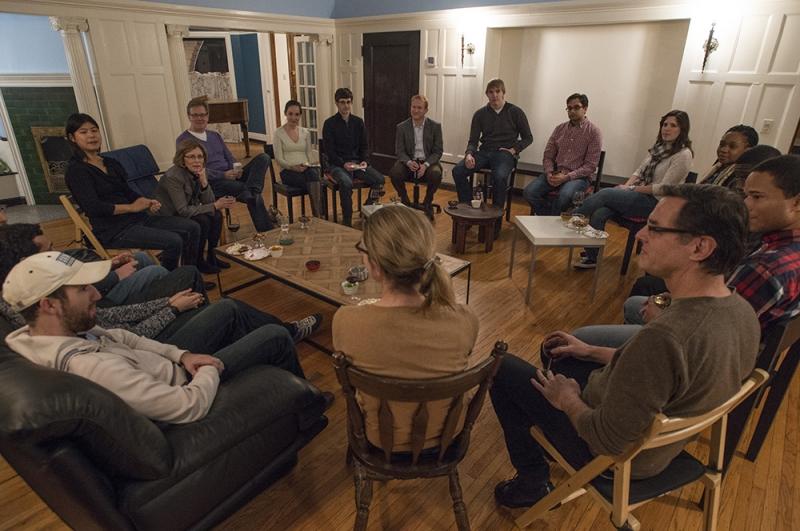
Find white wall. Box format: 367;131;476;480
494;20;689;182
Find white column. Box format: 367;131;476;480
313;34;335;125
166;24;192;129
49;17;102;120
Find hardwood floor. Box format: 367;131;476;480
1;146;798;530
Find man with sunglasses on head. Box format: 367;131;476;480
523;93;603;215
490;184;760;508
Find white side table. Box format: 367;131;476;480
508;216;608;304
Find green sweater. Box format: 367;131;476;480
577;293;759;478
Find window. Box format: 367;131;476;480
294;36;318;146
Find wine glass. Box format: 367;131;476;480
227;213;240;233
572;191;585;210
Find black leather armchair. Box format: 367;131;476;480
0;337;328;530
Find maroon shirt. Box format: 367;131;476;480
543;118;603;181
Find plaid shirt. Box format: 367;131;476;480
728;229;800;331
542;118;603;181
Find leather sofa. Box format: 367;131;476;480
0;320;328;530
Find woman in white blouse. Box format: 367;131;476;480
573;110;694;269
273;100;323;216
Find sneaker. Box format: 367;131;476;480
494;475;555;509
573;257;597;270
290;313;323;342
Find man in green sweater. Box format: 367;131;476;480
491;184;760;508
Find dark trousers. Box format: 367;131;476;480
490;353;599;483
192;211;223;263
210;153;273;231
106;215;201;270
388;160;442;207
452;150;516;206
280;167;323;216
329;165;385;225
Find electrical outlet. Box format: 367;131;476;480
761;119;774;135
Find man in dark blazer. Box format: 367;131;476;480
389;94;443;218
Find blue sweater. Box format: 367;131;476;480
176;130;235;181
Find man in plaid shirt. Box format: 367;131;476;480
523;93;603;215
628;155;800;333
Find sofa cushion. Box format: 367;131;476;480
0;345;172;479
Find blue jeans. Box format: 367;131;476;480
572;324;642;348
574;188;658;261
210;153;273;232
452;150;516;207
107;215;201;270
523;175;589;215
104;264;169;306
329;165;384;225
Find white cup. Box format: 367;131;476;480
471;199;481;208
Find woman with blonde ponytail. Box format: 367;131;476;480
332;206;480;451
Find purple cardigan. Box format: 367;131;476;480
176;130;235;181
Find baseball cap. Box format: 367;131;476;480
2;252;112;311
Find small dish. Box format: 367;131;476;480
584;228;609;239
269;245;284;258
341;281;359;295
471;199;481;208
243;248;270;261
305;260;320;271
447;200;459;209
225;243;250;255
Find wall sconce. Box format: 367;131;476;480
701;22;719;72
461;35;475;67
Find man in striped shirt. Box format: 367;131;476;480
523;93;603;215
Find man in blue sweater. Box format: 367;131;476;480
176;97;273;232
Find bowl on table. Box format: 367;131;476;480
341;280;359;295
447;200;459;209
470;199;482;208
269;245;284;258
305;260;321;271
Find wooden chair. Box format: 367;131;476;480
266;144;310;223
59;194;160;263
515;368;769;530
318;139;369;223
332;341;507;531
721;315;800;473
403;164;442;215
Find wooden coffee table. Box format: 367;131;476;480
444;203;504;253
215;219;472;307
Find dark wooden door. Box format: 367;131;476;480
362;31;420;174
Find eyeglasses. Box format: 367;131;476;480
184;154;205;161
645;223;699;236
566;105;584;111
189;112;208;118
354;240;368;254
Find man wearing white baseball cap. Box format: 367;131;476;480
3;252;312;424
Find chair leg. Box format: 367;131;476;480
746;344;800;461
449;469;470;531
620;230;637;275
353;462;373;531
701;473;722;531
332;188;339;223
287;198;294;224
300;194;307;217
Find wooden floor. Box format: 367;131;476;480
2;146;798;530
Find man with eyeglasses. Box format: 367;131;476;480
490;184;759;508
523;93;603;215
176;96;273;232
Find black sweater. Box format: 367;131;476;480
322;113;369;167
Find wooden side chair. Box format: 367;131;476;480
332;341;507;531
515;367;769;531
318;139;369;223
266;144;310;223
59;194;160;263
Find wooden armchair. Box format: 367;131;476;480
332;341;506;531
515;368;769;530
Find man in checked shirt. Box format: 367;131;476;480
523;93;603;215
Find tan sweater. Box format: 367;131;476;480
332;303;480;451
577;294;759;478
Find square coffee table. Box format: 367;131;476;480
508;216;607;304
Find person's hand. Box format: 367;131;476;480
214;196;236;211
416;165;427;179
291;164;306;172
0;209;7;225
148;199;161;214
344;162;358;171
169;289;205;312
131;197;152;212
641;293;669;324
615;183;629;189
110;251;134;268
180;352;224;376
358;161;368;170
531;369;582;411
499;147;517;156
195;167;208;186
114;261;138;281
543;331;593;361
548;172;568;187
224;168;242;180
406;160;420;172
465;153;476;170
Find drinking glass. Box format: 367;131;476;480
572;191;585;209
227;214;240;233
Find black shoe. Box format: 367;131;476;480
573;257;597;270
290;313;323;342
203;280;217;291
494;476;555;509
197;260;220;274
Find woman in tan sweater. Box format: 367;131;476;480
332;206;480;451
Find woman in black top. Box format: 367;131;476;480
64;113;201;270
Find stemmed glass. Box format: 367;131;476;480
572;191;585;210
